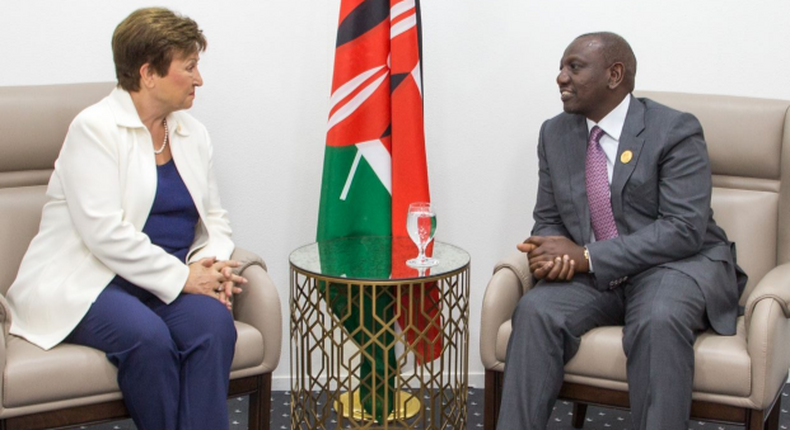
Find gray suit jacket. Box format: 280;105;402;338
532;95;746;335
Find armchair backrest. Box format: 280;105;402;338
638;91;790;304
0;82;115;295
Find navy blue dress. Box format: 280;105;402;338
67;159;236;430
143;158;199;263
111;159;198;295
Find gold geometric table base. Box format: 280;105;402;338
290;238;471;430
334;390;421;422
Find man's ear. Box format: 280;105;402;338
608;62;625;90
139;63;156;89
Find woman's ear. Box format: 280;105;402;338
139;63;156;89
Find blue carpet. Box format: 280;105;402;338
78;385;787;429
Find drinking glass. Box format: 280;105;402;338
406;202;438;267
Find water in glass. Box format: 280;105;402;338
406;202;437;267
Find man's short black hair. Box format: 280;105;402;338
576;32;637;93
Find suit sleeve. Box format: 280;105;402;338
187;127;235;263
56;113;187;304
586;113;711;289
532;121;572;238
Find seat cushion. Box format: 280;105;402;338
495;316;750;397
3;321;265;408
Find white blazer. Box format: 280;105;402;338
6;88;234;350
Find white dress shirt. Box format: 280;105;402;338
586;94;631;184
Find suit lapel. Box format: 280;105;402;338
610;95;646;220
564;116;592;243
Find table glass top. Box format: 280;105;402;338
289;236;470;281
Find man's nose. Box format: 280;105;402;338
556;69;569;86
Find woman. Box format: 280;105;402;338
6;8;245;430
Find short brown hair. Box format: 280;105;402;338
112;8;207;92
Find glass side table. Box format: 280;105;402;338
289;236;471;430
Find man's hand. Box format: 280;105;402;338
517;236;589;281
535;254;576;281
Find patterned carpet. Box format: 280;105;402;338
79;385;788;430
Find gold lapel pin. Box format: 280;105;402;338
620;150;633;164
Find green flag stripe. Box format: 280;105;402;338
317;144;397;421
318;146;391;239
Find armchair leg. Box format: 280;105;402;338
485;370;503;430
247;373;273;430
746;399;781;430
571;402;588;428
764;398;781;430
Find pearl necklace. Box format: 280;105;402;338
154;118;169;155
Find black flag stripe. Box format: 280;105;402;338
391;73;408;92
336;0;389;47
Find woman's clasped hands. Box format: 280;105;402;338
185;257;248;310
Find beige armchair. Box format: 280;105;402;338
0;83;282;430
481;91;790;430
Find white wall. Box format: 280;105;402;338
2;1;789;390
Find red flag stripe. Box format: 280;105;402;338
326;79;391;148
329;65;386;111
327;67;389;132
331;15;390;92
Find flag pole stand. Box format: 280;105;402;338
334;390;421;422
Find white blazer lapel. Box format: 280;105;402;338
107;88;158;230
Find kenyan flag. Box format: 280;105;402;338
316;0;440;422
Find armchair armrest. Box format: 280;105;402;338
479;251;533;369
494;251;533;295
744;262;790;328
232;247;268;273
742;262;790;409
0;293;11;336
0;294;9;413
231;247;282;373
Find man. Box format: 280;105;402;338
497;32;746;430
